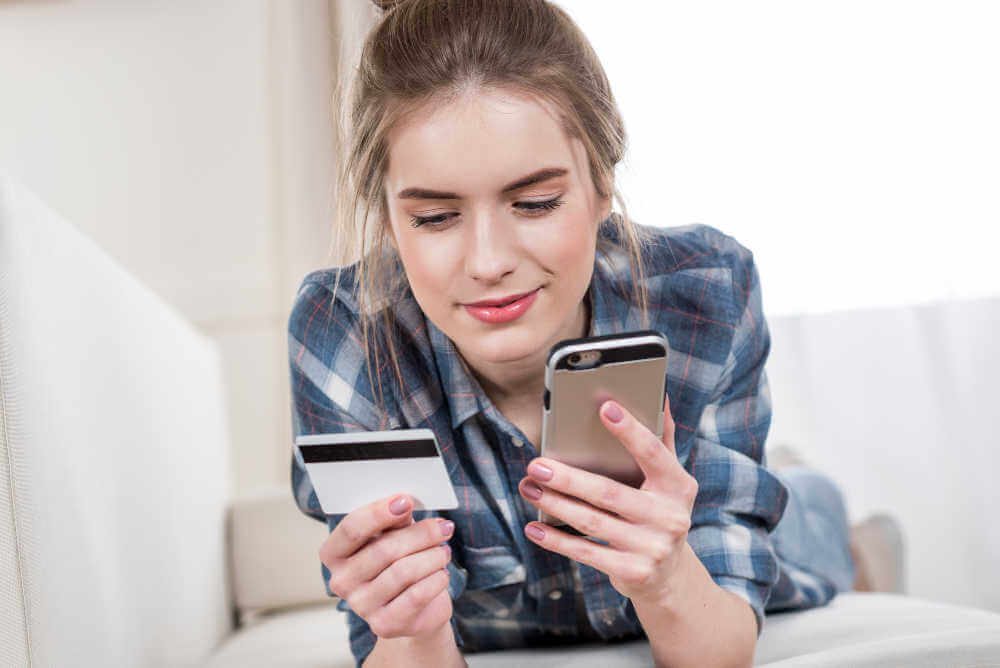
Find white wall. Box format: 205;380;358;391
0;0;376;494
558;0;1000;317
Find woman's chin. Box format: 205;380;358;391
461;329;548;366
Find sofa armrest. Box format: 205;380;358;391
227;486;336;624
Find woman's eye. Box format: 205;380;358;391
408;196;564;229
517;196;564;214
409;212;454;228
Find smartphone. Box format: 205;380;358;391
539;330;669;525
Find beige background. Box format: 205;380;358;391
0;0;377;495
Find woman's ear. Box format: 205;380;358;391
598;183;613;224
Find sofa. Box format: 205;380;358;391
3;173;1000;667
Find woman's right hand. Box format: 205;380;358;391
320;494;455;640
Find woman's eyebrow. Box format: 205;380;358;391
396;167;569;200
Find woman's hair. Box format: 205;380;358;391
331;0;652;415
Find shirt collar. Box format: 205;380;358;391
428;317;483;429
588;230;634;337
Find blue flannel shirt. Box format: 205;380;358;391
288;219;838;665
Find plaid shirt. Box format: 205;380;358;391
288;219;836;665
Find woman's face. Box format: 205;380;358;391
384;87;610;372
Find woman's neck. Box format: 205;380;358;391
462;294;591;418
468;354;548;415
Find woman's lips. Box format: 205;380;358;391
463;288;540;324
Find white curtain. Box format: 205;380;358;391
767;296;1000;613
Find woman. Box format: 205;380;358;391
288;1;855;665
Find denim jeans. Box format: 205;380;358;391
770;466;857;594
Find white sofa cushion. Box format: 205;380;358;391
206;604;350;668
205;592;1000;667
754;593;1000;666
228;487;333;622
222;479;1000;667
0;175;233;666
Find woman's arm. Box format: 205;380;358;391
290;277;465;666
364;622;466;667
516;399;757;668
517;239;777;667
631;542;756;668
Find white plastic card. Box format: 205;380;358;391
295;428;459;515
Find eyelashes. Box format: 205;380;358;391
409;196;565;229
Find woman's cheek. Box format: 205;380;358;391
544;214;598;264
405;235;455;280
396;236;459;320
532;209;588;245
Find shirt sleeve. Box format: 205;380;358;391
287;276;383;667
683;241;788;637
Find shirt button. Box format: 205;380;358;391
548;589;563;600
512;437;524;448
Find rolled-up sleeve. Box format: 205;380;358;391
685;244;788;636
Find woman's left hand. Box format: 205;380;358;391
518;396;699;607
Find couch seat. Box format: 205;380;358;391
205;593;1000;667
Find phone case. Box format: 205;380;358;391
538;330;669;526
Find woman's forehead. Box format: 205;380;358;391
385;87;587;195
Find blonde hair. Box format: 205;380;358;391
330;0;652;415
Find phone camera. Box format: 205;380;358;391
567;350;601;369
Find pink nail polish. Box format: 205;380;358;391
525;524;545;541
603;402;624;423
528;463;553;482
389;496;411;515
522;481;543;500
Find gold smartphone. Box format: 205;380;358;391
539;330;669;527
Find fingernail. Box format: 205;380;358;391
525;524;545;541
528;462;553;482
522;481;543;500
389;496;411;515
442;544;451;558
603;402;624;423
438;518;454;537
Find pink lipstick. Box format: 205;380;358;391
463;288;540;324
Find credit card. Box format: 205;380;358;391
295;428;459;515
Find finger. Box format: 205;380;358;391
661;393;677;456
522;458;648;523
523;521;645;583
340;516;454;586
599;399;683;485
321;494;415;564
518;477;662;553
407;587;454;637
349;543;452;619
372;569;451;638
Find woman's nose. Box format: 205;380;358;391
463;212;518;283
